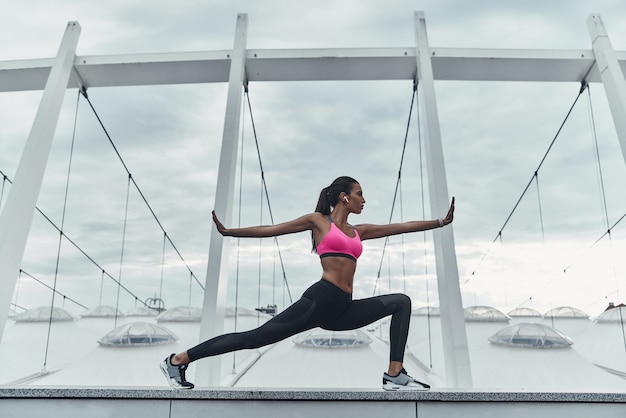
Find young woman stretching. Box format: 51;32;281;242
161;176;455;390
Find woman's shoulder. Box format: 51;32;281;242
305;212;332;230
309;211;330;222
288;211;328;225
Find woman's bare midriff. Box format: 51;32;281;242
320;257;357;294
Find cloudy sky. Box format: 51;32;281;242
1;0;626;322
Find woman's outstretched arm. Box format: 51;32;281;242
356;197;455;241
212;210;317;238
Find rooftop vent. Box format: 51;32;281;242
489;322;573;349
294;329;372;349
98;322;178;347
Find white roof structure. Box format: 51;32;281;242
3;304;625;391
409;314;625;391
231;328;432;389
0;320;92;384
0;308;275;387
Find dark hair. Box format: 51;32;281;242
312;176;359;252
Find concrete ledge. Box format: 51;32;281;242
2;388;626;418
2;387;626;402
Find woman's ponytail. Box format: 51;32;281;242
315;186;332;215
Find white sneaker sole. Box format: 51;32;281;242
383;382;430;391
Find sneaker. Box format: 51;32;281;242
382;368;430;391
160;354;194;389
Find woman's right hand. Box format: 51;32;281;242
212;210;229;236
442;197;455;226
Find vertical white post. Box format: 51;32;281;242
195;13;248;387
587;14;626;168
0;22;81;344
413;11;472;388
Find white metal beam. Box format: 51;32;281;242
414;11;473;388
0;22;81;344
196;13;248;388
0;47;609;91
587;15;626;170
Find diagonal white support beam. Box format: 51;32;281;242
0;22;81;344
196;13;248;388
414;11;473;388
587;14;626;170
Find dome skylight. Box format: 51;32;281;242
225;306;269;317
464;306;510;322
544;306;589;319
489;322;573;349
507;307;542;318
294;329;372;349
412;306;440;316
156;306;201;322
125;306;159;317
595;306;626;323
14;306;76;323
80;305;125;318
98;322;178;347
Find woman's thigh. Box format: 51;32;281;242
322;294;410;331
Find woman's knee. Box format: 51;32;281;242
394;293;411;312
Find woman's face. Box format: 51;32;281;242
346;183;365;214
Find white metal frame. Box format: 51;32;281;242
196;13;248;388
1;12;626;389
414;11;471;387
0;21;81;349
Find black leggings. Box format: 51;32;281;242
187;279;411;363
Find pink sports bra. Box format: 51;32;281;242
316;216;363;262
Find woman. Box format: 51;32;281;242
160;176;454;390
